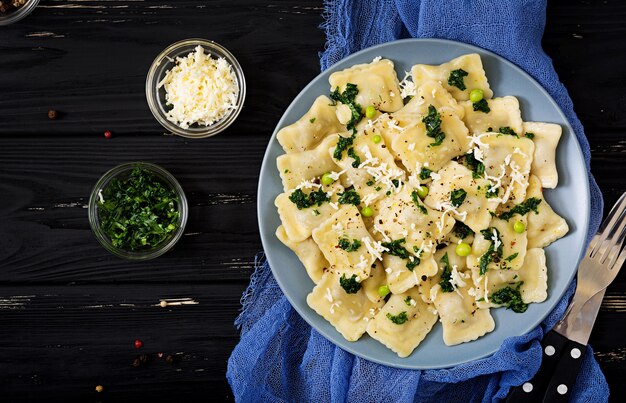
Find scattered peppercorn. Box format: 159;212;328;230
47;109;58;120
134;339;143;349
104;130;113;139
95;385;104;393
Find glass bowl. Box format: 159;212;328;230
0;0;39;25
145;38;246;139
88;162;188;260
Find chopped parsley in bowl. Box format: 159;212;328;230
88;162;188;260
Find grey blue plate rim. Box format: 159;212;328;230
257;38;590;369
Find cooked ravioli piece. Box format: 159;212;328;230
526;175;569;248
277;135;340;191
523;122;562;189
479;132;535;205
277;95;347;153
391;109;470;174
360;261;388;304
366;288;438;357
432;283;495;346
383;253;438;295
329;58;404;113
312;205;377;279
307;271;384;341
424;161;501;233
411;53;493;102
461;96;523;135
275;181;344;242
276;225;329;284
471;247;548;309
467;215;528;272
331;131;405;206
394;80;465;123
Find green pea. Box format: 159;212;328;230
378;285;390;298
373;134;382;144
455;242;472;257
469;89;484;103
365;105;377;119
361;206;374;217
321;172;334;186
513;220;526;233
416;185;429;199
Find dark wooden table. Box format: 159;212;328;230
0;0;624;401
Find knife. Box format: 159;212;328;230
506;192;626;402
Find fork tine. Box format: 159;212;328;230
599;205;626;264
590;192;626;257
610;245;626;278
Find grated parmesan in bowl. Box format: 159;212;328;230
146;39;246;138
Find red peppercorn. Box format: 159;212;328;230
104;130;112;139
134;339;143;349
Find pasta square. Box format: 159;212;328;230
526;175;569;248
461;96;523;135
276;225;329;284
277;135;340;191
277;95;346;153
523;122;562;189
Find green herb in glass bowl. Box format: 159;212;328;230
88;162;188;260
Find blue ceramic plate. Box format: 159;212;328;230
257;38;589;369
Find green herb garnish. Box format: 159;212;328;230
386;311;409;325
448;69;469;90
330;83;363;134
463;151;485;179
347;147;361;168
406;256;421;271
411;190;428;214
497;197;542;221
339;274;362;294
289;188;330;210
498;126;519;137
404;296;414;306
338;238;362;252
97;167;180;251
333;133;356;160
505;253;519;262
422;105;445;146
452;221;474;239
309;117;316;124
479;227;504;275
381;238;410;259
439;252;454;292
338;188;361;205
450;188;467;207
472;99;490;113
491;282;528;313
419;167;433;180
525;132;535;139
486;184;499;198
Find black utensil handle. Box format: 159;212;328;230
505;330;585;402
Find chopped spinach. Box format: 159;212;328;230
411;190;428;214
419;167;433;180
498;126;519;137
452;221;474;239
497;197;542;221
338;188;361;205
386;311;409;325
486;184;499;198
347;147;361;168
505;252;519;262
330;83;363;134
309;117;316;124
404;296;414;306
422;105;446;146
338;238;362;252
448;68;469;90
478;227;504;275
97;167;180;251
472;99;490;113
339;274;362;294
333;133;356;160
463;151;485;179
289;188;330;210
525;132;535;139
381;238;410;259
438;252;454;292
491;282;528;313
450;188;467;207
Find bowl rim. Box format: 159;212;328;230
88;162;188;260
145;38;246;139
0;0;40;26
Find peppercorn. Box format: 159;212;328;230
47;109;58;120
132;358;142;368
95;385;104;393
134;339;143;349
104;130;112;139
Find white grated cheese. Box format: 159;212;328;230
429;171;441;181
467;287;476;297
296;179;322;190
385;267;392;274
325;287;333;303
430;284;440;302
328;170;346;181
158;45;238;129
331;223;344;232
408;143;415;151
398;71;417;99
484;275;489;303
373;224;391;242
354;255;369;273
362;237;388;261
372;56;382;63
329;202;339;210
491;228;501;251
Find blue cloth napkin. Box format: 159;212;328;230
227;1;609;401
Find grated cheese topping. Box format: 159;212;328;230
398;71;416;98
159;45;238;129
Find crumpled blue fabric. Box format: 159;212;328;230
227;1;608;401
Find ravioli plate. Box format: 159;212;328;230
257;39;589;369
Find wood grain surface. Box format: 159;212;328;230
0;0;624;402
